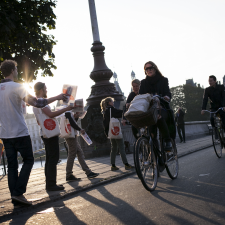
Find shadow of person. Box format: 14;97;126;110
81;185;157;224
53;202;87;225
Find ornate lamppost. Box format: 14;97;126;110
81;0;123;154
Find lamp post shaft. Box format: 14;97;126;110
88;0;100;42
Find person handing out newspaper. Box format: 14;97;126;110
64;112;99;181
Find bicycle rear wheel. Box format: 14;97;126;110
135;137;158;192
212;127;222;158
165;139;179;179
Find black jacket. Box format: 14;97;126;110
202;84;225;110
139;76;171;99
175;110;185;125
103;106;123;136
126;92;137;104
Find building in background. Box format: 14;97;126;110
24;114;43;151
113;72;126;109
186;79;196;87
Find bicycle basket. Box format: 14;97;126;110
125;100;158;128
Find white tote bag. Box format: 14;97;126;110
59;116;75;138
37;109;60;138
108;108;123;139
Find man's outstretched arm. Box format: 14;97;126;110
23;94;67;108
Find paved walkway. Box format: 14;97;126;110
0;136;212;219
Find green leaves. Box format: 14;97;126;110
171;84;210;122
0;0;57;82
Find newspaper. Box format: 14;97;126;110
72;99;84;112
81;133;92;145
60;84;78;105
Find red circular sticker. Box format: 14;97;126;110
65;124;71;133
111;127;120;136
44;119;56;130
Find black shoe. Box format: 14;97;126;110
183;141;186;143
165;141;172;152
66;175;81;181
87;172;99;179
180;140;183;143
46;185;65;191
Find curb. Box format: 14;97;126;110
0;144;213;221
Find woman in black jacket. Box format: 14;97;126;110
126;79;141;139
139;61;176;151
100;97;134;171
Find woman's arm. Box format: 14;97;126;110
65;112;81;131
42;105;74;118
163;78;171;100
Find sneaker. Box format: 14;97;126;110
165;141;172;152
87;172;99;179
111;166;119;171
11;195;32;205
66;175;81;181
125;164;135;170
46;185;65;191
179;140;183;143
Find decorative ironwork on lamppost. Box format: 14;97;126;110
81;0;123;147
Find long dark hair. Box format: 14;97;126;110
144;61;164;78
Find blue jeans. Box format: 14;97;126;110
2;136;34;196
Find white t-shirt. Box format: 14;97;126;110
0;81;29;138
33;101;51;136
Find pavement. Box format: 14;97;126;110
0;136;212;220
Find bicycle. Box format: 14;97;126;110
133;96;179;192
203;108;224;158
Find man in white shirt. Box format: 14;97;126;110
0;59;67;206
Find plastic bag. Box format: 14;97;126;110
124;94;152;117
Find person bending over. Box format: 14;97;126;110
64;111;99;181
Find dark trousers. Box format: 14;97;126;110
149;109;171;142
210;109;225;130
177;124;185;142
41;136;59;188
2;136;34;196
132;125;138;140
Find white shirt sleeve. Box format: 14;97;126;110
16;83;29;100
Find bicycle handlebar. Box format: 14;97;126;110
152;95;170;103
202;107;224;114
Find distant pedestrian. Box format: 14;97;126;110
64;112;99;181
101;97;134;171
0;60;66;206
125;79;141;139
33;82;74;191
175;108;186;143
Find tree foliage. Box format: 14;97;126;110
0;0;57;82
171;84;210;122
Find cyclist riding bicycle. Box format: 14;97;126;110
139;61;176;152
201;75;225;131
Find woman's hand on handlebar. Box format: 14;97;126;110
163;96;170;102
201;110;205;115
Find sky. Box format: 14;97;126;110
26;0;225;113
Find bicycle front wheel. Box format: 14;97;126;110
165;139;179;179
135;137;158;192
212;127;222;158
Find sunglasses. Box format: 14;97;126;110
145;66;154;72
